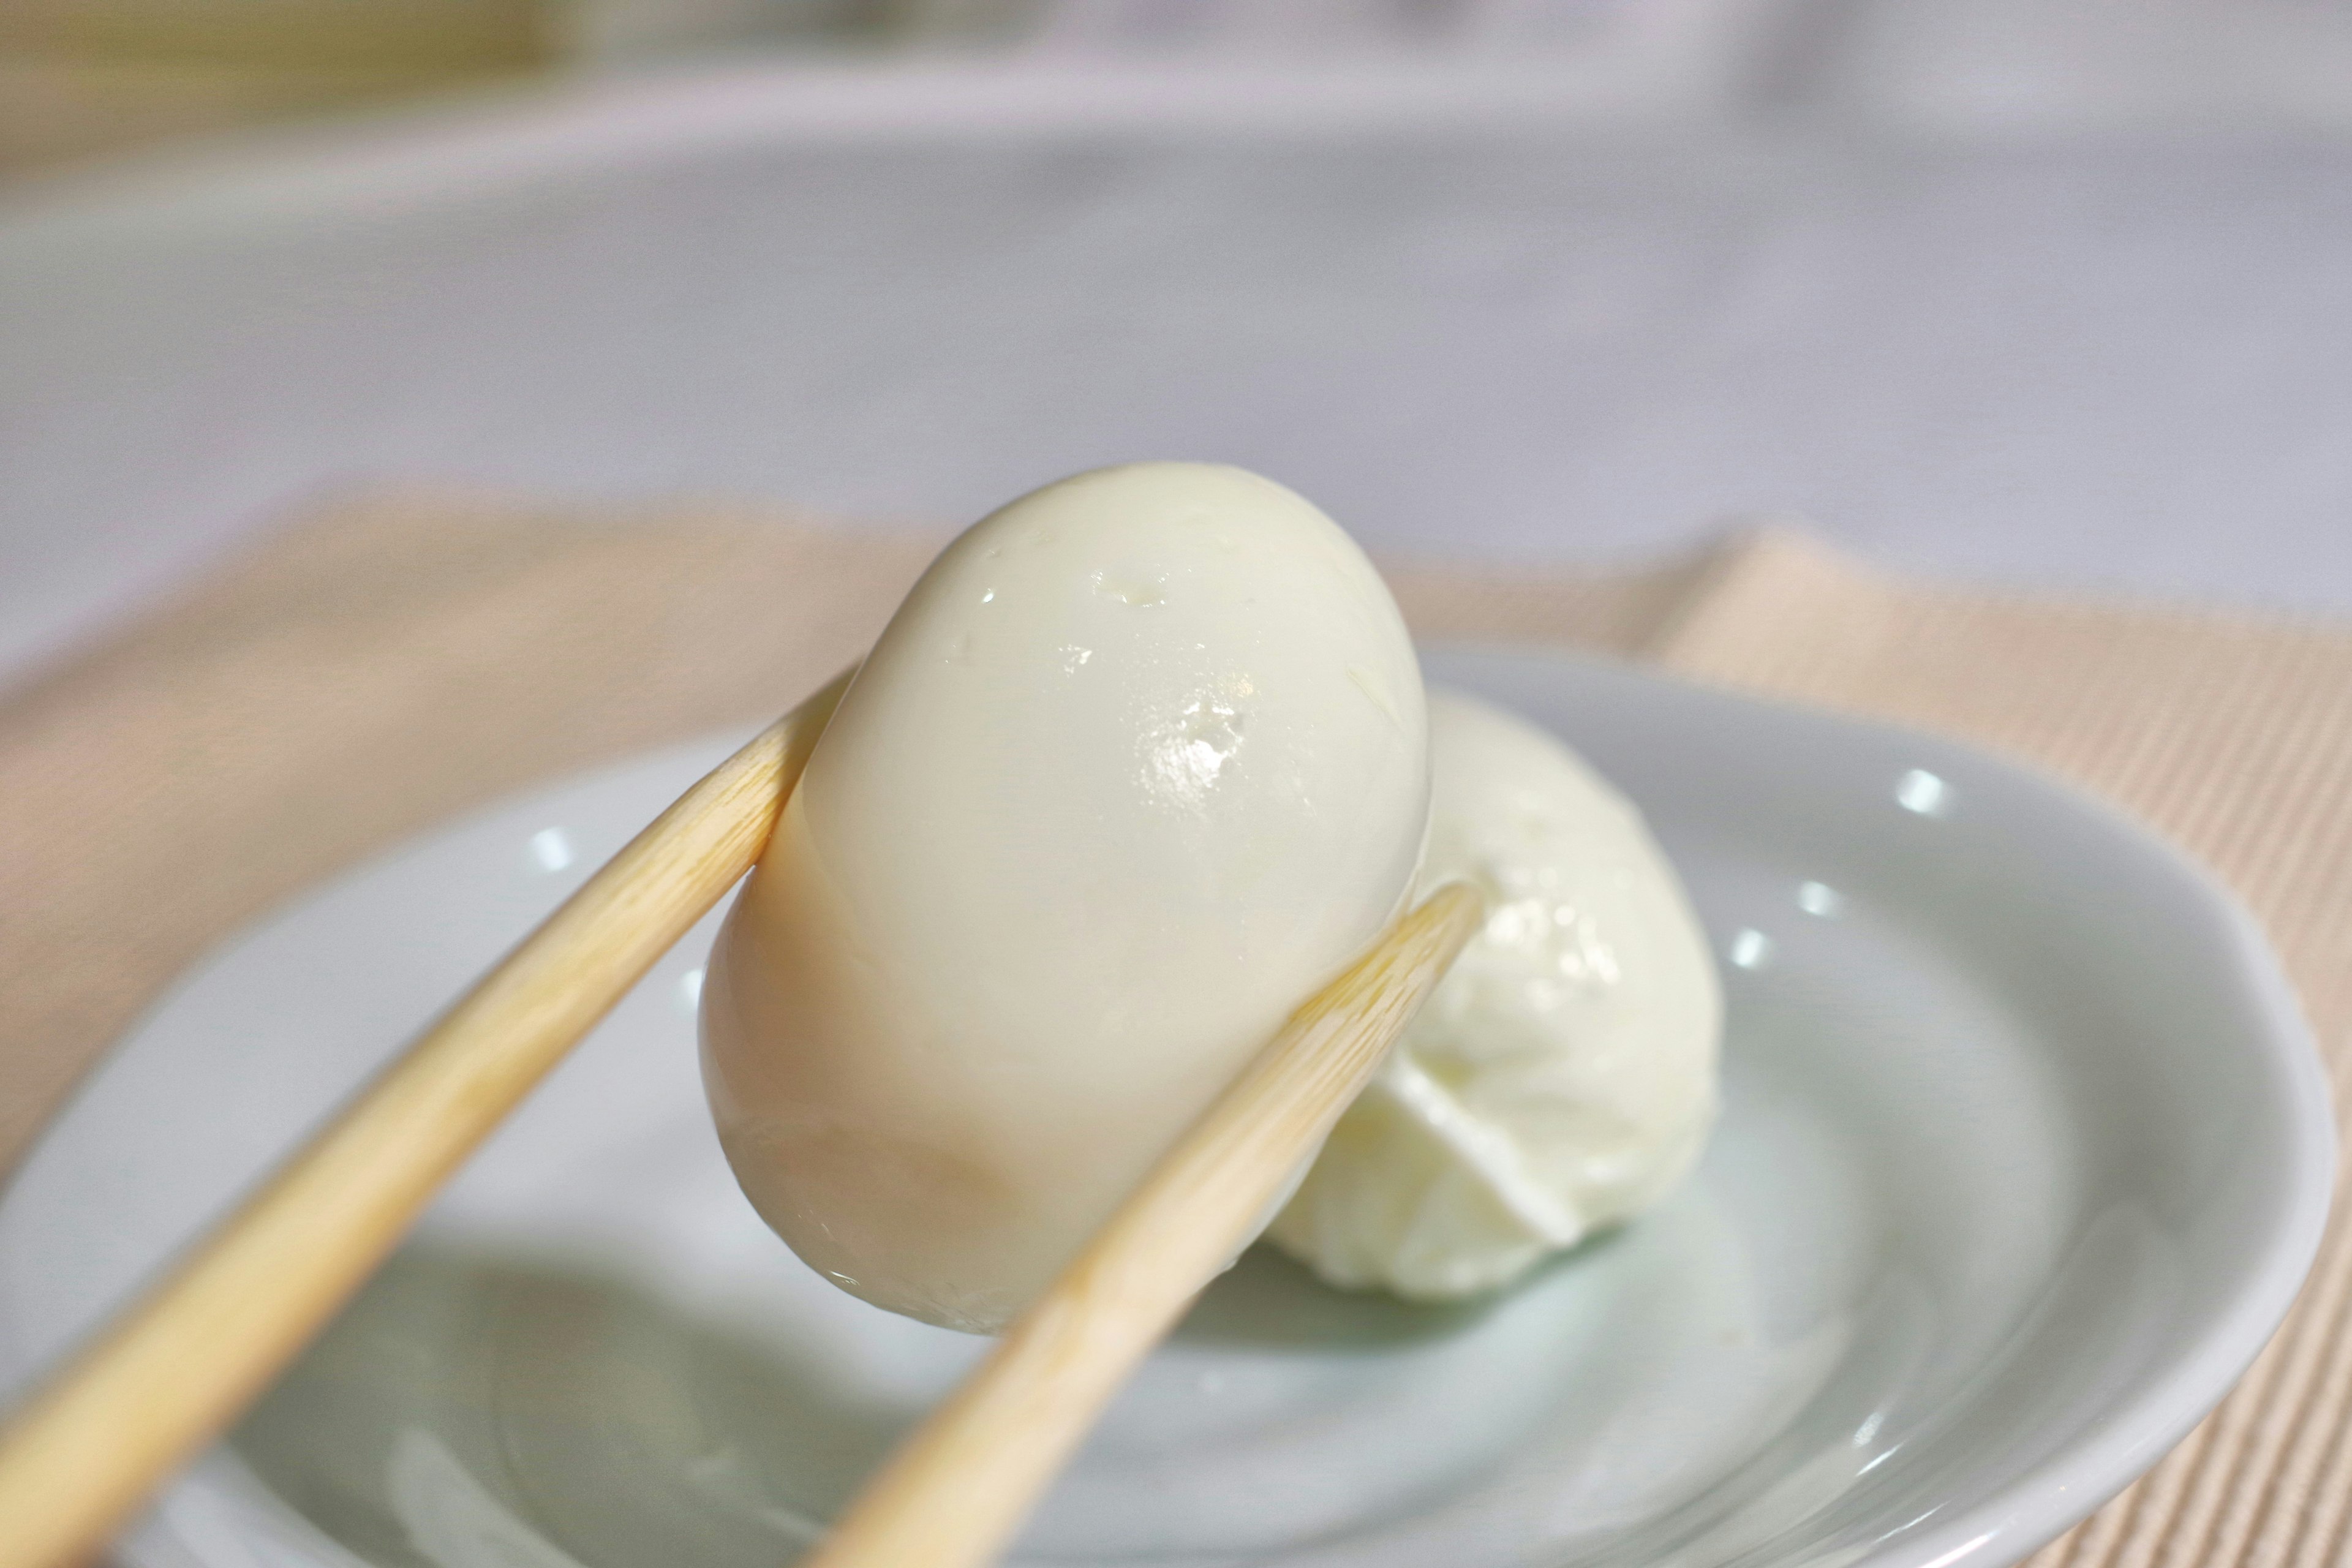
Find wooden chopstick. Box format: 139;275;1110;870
801;880;1485;1568
0;668;853;1568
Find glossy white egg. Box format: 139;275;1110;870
701;462;1429;1331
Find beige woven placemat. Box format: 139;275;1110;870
3;491;2348;1567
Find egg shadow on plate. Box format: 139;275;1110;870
233;1242;919;1568
1174;1231;1626;1351
227;1232;1625;1565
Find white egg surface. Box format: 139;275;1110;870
700;462;1430;1332
1267;687;1721;1300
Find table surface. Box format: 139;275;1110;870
6;0;2352;685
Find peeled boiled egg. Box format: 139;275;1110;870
699;462;1430;1332
1265;686;1721;1299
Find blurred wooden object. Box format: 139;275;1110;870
0;0;548;73
0;0;548;175
0;0;903;175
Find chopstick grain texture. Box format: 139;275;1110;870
0;669;852;1568
801;880;1483;1568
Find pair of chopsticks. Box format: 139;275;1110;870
0;670;1479;1568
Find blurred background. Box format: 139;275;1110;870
13;0;2352;175
7;0;2352;682
5;0;2352;177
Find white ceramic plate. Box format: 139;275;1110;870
0;650;2329;1568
